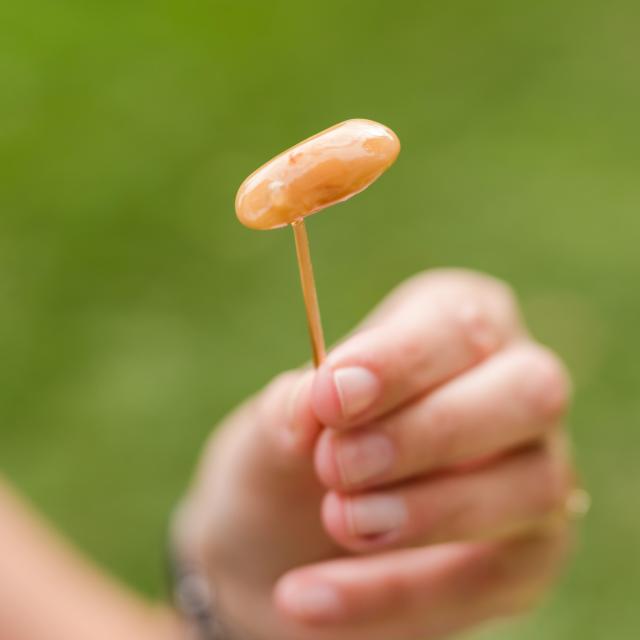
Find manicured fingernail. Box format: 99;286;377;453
336;433;394;487
348;494;408;536
279;581;342;621
333;367;380;418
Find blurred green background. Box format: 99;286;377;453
1;0;638;637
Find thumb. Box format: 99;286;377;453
174;368;325;570
173;367;322;550
218;366;323;487
181;367;322;522
250;367;322;462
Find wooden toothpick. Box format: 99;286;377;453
291;218;325;367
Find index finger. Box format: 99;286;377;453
311;270;526;429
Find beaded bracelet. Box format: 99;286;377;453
168;543;233;640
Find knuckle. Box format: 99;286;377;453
400;268;453;291
399;269;510;307
390;270;525;356
430;272;522;356
425;269;518;309
517;345;572;421
409;268;503;289
401;269;519;314
482;275;519;310
453;296;502;359
478;277;523;338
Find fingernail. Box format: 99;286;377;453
348;494;408;536
279;580;342;621
333;367;380;418
336;433;394;487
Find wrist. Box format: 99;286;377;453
168;505;244;640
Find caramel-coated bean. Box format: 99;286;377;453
235;119;400;230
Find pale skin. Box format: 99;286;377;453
1;269;575;640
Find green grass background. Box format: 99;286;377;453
1;0;638;637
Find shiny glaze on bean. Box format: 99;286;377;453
235;119;400;230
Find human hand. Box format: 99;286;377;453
175;270;577;640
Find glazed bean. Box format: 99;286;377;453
235;119;400;230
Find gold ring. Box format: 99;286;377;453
565;487;591;521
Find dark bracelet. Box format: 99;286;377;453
167;542;233;640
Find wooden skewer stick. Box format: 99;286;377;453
291;218;326;366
